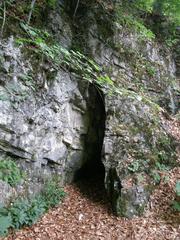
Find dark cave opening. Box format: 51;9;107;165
74;85;106;190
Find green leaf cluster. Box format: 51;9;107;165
0;159;23;187
115;0;180;43
116;3;155;41
46;0;57;8
0;178;65;236
154;0;180;25
16;24;115;91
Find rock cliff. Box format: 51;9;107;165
0;0;179;218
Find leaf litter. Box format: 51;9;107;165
1;115;180;240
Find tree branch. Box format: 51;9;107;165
1;0;6;37
27;0;36;25
73;0;80;18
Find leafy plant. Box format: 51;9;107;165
155;161;170;171
0;177;65;236
16;24;115;92
40;177;66;210
0;94;9;101
150;161;170;184
0;159;23;187
116;1;155;41
128;161;140;173
151;170;161;184
46;0;57;8
115;0;180;45
0;215;12;236
154;0;180;25
172;201;180;212
146;65;156;77
9;197;46;229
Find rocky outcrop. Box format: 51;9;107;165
76;5;179;113
73;3;179;217
0;37;91;186
103;91;176;217
0;1;179;218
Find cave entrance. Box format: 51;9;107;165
74;85;106;200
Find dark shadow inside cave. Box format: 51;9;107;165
74;84;105;181
74;159;107;205
73;85;110;209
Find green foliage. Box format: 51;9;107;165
16;24;115;91
154;0;180;25
133;0;155;13
128;161;140;173
117;0;154;14
115;0;180;44
146;65;156;77
19;73;35;91
119;0;180;26
172;201;180;211
116;6;155;40
9;197;46;229
0;215;12;236
40;178;66;210
150;0;180;45
0;177;65;236
150;160;171;184
46;0;57;8
155;161;170;171
151;170;161;184
0;159;23;187
0;94;9;101
0;198;45;236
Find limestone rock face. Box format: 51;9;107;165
79;8;179;217
0;3;179;217
0;37;89;186
103;91;176;217
84;10;179;114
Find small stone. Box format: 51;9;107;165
78;213;84;221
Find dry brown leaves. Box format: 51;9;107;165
1;115;180;240
161;113;180;142
2;168;179;240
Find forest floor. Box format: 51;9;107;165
2;116;180;240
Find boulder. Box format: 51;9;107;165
103;90;177;217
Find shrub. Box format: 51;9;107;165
16;23;115;92
41;178;66;210
0;159;23;187
0;177;65;236
0;215;12;236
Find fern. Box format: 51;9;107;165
0;215;12;236
16;24;115;91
